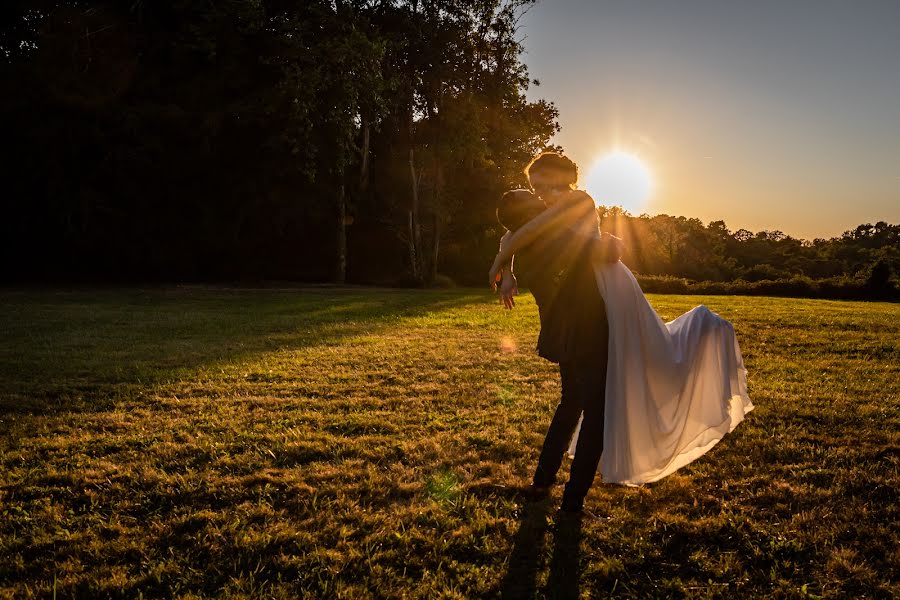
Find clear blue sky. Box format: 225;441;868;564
519;0;900;239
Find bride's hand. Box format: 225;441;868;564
498;271;518;309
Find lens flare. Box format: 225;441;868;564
499;336;518;353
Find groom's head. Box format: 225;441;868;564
497;189;545;232
525;152;578;204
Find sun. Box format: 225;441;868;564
584;151;653;214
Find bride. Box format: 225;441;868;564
489;189;753;486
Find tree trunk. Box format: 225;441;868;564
428;158;443;284
407;210;419;282
408;110;424;284
430;212;440;283
408;147;422;283
359;115;370;193
335;182;347;284
424;93;443;286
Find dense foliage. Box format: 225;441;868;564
1;0;558;284
1;1;897;298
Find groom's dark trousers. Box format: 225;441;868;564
514;202;610;511
533;358;607;508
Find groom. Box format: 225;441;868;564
495;152;620;515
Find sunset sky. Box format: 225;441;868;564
520;0;900;239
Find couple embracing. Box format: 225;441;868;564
488;152;753;517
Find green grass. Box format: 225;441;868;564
1;287;898;598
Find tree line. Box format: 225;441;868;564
1;0;557;285
600;210;899;300
1;1;897;299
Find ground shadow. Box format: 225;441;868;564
0;286;488;416
545;515;582;599
500;499;584;599
501;499;553;599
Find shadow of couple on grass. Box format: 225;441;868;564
500;499;582;599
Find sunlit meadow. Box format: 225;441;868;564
1;288;898;598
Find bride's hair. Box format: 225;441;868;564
496;189;546;232
525;152;578;189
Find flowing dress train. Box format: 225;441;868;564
567;260;754;486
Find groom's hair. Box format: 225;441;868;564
496;189;545;232
525;152;578;188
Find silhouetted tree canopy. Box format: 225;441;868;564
1;0;557;284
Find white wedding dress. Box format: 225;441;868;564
567;260;754;486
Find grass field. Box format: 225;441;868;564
1;287;898;598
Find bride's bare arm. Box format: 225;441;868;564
488;193;594;281
491;231;515;287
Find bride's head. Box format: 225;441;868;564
525;152;578;205
497;189;545;232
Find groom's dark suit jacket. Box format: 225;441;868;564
515;193;609;364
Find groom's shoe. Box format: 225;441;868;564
524;483;553;501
